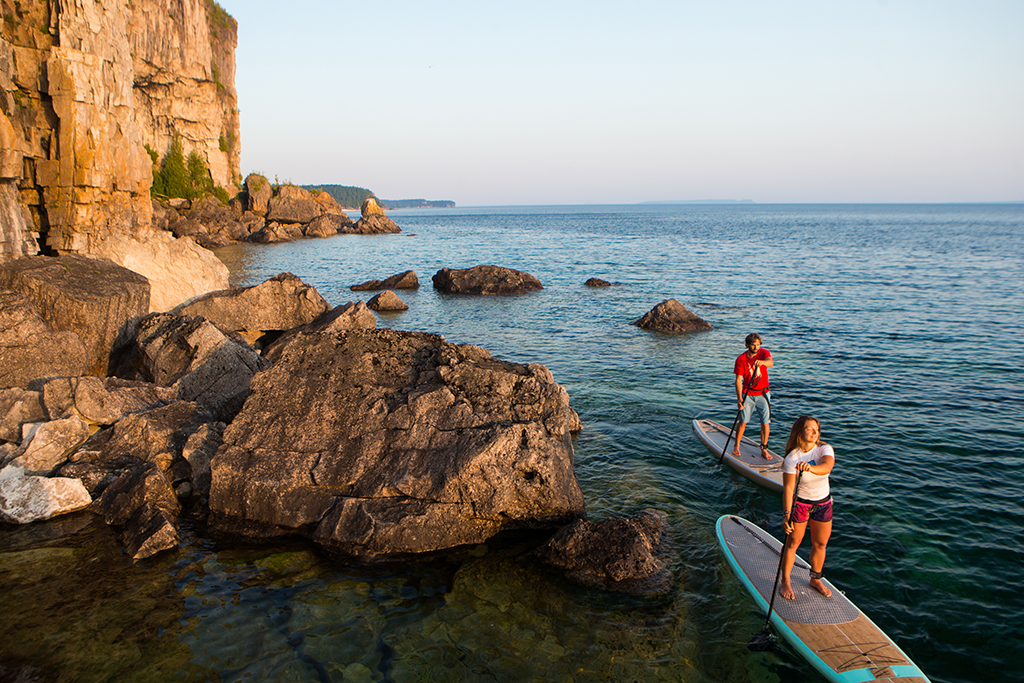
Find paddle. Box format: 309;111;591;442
748;470;803;652
718;358;763;465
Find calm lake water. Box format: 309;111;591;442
2;203;1022;682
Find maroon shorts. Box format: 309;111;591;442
791;496;832;524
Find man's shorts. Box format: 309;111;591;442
740;392;771;425
791;496;833;524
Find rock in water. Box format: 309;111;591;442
432;265;543;295
533;509;673;594
210;328;585;556
367;290;409;311
633;299;712;334
351;270;419;291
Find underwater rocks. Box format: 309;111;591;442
633;299;712;334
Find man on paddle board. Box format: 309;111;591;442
733;333;773;459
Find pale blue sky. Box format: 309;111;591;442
218;0;1024;205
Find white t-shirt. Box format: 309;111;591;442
783;443;835;501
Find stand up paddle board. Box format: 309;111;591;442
693;418;784;492
716;515;931;683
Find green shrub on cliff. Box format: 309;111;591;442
149;136;232;205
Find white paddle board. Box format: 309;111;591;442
693;418;784;492
716;515;931;683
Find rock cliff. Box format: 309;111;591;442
0;0;239;261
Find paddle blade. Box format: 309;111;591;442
747;630;779;652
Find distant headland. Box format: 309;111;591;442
301;185;454;210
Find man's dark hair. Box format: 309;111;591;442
745;333;762;348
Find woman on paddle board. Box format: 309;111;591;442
780;416;835;600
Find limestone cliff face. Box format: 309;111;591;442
0;0;240;260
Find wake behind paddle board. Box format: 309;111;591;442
716;515;931;683
693;418;784;492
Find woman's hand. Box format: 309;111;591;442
783;513;794;534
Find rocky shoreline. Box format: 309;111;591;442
0;239;687;592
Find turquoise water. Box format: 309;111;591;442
2;204;1022;682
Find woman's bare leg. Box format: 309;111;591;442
780;522;806;600
807;519;832;597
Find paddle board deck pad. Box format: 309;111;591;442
716;515;931;683
692;418;784;492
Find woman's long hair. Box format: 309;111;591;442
785;416;822;456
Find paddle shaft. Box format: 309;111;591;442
718;357;765;465
760;470;803;633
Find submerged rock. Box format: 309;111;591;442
633;299;712;334
210;328;584;556
432;265;543;295
533;509;673;594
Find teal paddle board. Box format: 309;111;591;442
716;515;931;683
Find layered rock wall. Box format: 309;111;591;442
0;0;239;260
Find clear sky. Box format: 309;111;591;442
217;0;1024;206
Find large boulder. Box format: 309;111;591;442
349;213;401;235
533;509;673;594
210;328;585;556
0;467;92;524
351;270;419;291
305;213;355;237
109;314;270;420
249;221;302;244
267;185;319;225
0;289;89;389
0;255;149;375
633;299;712;334
88;232;229;313
432;265;543;295
244;173;272;216
173;273;331;344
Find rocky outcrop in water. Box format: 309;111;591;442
433;265;544;295
633;299;712;334
0;267;599;567
211;327;584;556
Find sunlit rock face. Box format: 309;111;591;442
0;0;239;259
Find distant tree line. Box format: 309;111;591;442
302;185;376;209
